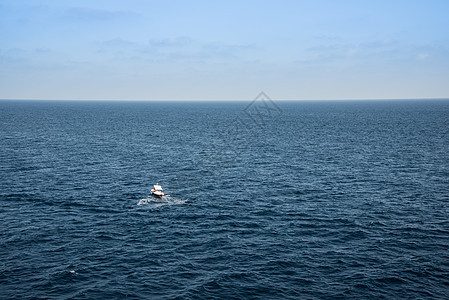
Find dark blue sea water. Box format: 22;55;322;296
1;99;448;299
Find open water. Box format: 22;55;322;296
1;99;448;299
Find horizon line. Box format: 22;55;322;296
1;97;449;102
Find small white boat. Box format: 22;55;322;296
151;183;165;197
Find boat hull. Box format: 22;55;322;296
151;189;165;197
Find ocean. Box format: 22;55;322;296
1;99;448;299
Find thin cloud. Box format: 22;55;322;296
97;37;258;63
301;39;430;64
148;37;192;48
65;7;138;21
102;38;138;49
0;48;29;64
203;42;258;52
418;53;429;60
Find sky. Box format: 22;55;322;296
1;0;449;100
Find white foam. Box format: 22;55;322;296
137;196;186;207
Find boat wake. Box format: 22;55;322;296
137;195;186;208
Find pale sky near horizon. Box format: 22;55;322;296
1;0;449;100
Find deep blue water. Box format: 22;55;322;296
1;99;448;299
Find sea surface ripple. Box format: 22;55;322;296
1;100;448;299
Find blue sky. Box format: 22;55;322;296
1;0;448;100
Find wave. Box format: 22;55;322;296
137;195;187;208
